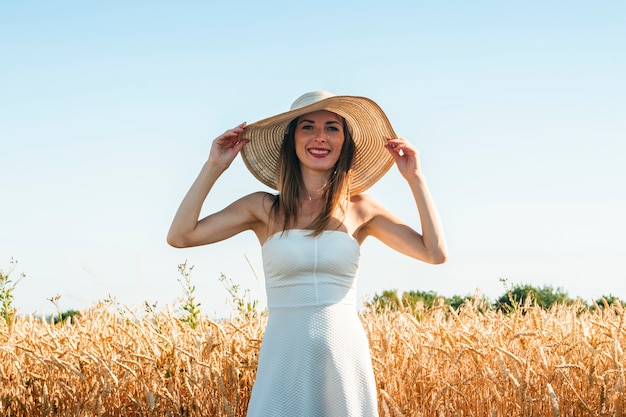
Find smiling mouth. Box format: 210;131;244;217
309;148;330;156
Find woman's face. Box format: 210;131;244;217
293;110;345;175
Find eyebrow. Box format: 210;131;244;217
298;119;341;125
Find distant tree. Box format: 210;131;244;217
370;289;471;312
53;309;81;324
592;294;626;310
369;289;402;311
449;294;476;310
495;283;572;311
403;290;445;308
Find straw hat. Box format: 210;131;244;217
240;91;397;195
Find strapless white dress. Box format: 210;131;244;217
246;229;379;417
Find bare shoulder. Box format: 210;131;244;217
239;191;278;239
240;190;276;206
236;191;276;221
348;193;394;242
349;193;387;219
350;193;426;258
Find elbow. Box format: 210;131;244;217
167;231;188;248
430;252;447;265
167;236;184;248
167;229;208;248
427;247;448;265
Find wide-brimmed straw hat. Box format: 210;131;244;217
240;91;397;195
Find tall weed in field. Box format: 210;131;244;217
176;260;202;330
219;273;260;318
0;258;24;327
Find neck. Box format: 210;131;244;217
301;173;330;201
303;189;324;200
301;173;329;199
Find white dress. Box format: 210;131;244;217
246;229;379;417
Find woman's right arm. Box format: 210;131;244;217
167;122;261;248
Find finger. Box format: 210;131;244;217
385;139;405;154
388;138;419;155
232;121;247;133
384;144;404;160
224;122;247;135
386;137;411;147
233;138;250;153
385;141;407;156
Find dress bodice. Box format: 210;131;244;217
261;229;361;308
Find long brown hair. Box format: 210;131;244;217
271;115;355;236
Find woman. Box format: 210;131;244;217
167;91;447;416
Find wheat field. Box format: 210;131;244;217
1;299;624;416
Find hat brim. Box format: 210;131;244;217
240;95;396;195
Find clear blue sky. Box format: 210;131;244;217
1;1;625;318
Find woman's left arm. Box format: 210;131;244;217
363;137;448;264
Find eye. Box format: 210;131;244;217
326;125;340;132
301;124;313;130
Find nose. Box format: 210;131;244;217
314;128;327;142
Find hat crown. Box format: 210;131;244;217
290;91;335;111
